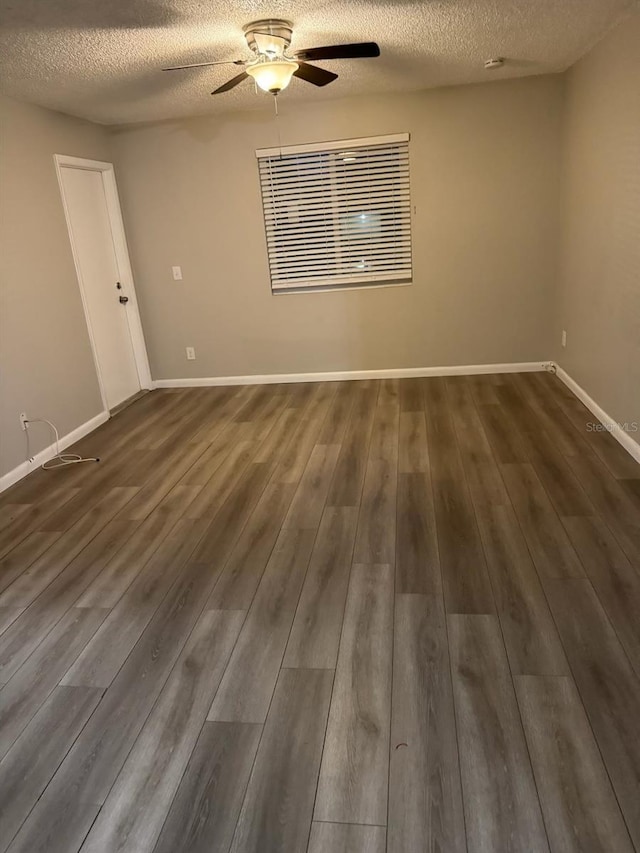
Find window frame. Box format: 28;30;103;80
255;133;413;295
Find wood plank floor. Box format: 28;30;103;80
0;373;639;853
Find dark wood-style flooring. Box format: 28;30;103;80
0;372;639;853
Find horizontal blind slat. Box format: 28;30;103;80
259;157;410;177
259;146;409;169
267;239;412;254
261;173;410;191
266;219;412;232
272;256;413;274
265;206;410;219
270;253;412;266
259;163;410;184
264;194;409;207
269;241;413;257
265;222;412;240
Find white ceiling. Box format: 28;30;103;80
0;0;635;125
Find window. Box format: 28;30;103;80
256;133;412;293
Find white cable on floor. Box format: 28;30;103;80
24;418;100;470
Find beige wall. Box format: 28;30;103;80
556;12;640;428
0;95;110;477
110;75;564;381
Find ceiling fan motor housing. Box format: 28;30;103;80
243;19;294;57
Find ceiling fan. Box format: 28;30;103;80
162;19;380;96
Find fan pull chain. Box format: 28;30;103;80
273;95;284;158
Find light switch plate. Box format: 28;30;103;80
172;266;183;281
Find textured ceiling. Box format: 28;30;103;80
0;0;636;125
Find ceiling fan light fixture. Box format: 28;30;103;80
246;58;298;94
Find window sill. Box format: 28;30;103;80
271;280;413;296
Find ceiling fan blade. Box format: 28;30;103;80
293;62;338;87
163;59;245;71
211;71;250;94
294;42;380;62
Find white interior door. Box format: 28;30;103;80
59;164;141;410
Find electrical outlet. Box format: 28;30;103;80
19;412;28;430
172;266;183;281
185;347;196;361
561;329;567;348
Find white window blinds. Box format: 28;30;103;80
256;133;412;292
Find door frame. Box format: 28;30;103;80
54;153;151;411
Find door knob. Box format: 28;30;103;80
119;295;129;304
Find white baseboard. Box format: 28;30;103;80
555;366;640;465
0;411;109;494
152;361;550;389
